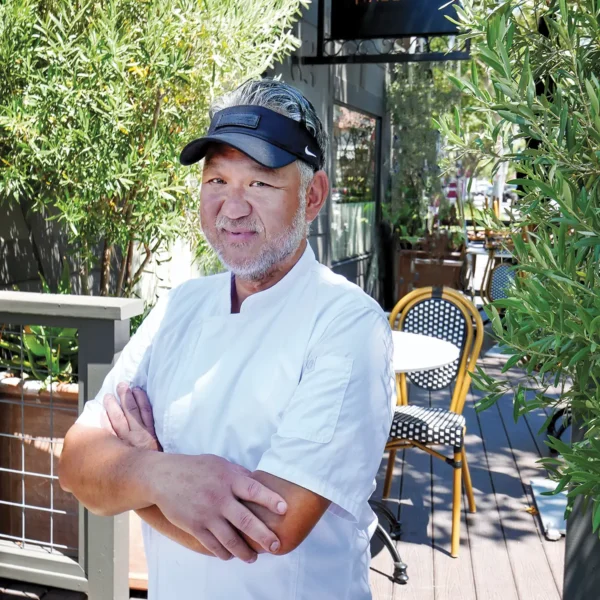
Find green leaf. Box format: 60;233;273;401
478;47;506;75
591;315;600;334
518;178;557;201
568;347;591;367
498;110;525;125
454;106;461;135
558;104;568;145
513;386;525;423
527;78;535;108
471;59;479;89
585;80;600;116
547;476;570;496
562;181;572;208
23;329;49;358
566;117;576;150
489;304;503;336
503;353;523;373
495;82;517;100
518;48;530;96
559;0;568;23
495;38;512;78
505;21;515;50
547;435;572;457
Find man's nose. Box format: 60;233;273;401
219;189;252;221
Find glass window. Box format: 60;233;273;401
331;105;378;263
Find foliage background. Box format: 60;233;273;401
437;0;600;532
0;0;305;297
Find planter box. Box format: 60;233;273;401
563;417;600;600
0;375;148;590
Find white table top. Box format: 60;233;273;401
392;331;460;373
466;245;512;259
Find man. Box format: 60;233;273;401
59;78;395;599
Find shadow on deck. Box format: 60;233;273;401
369;333;565;600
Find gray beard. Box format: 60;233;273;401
207;198;307;282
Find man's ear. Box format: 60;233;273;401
305;171;329;224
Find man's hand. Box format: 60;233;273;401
149;453;287;562
102;383;162;452
103;383;288;563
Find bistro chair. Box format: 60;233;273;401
481;261;516;306
383;287;484;558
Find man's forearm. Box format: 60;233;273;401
59;425;158;516
135;506;215;556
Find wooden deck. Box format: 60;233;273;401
369;348;565;600
0;339;566;600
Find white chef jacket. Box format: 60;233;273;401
78;244;395;600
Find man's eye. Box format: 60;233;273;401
250;181;270;188
207;178;225;184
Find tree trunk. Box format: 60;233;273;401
116;240;134;297
80;261;90;295
100;241;112;296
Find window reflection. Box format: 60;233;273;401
331;105;377;263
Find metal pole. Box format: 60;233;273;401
316;0;325;59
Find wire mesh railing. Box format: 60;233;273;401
0;291;143;599
0;323;79;560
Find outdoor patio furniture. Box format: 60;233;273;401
465;244;513;300
370;329;460;584
382;287;484;558
481;261;516;306
390;331;460;374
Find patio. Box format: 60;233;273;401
369;343;565;600
0;324;567;600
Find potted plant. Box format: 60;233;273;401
438;2;600;598
384;59;467;303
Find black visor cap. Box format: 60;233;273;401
180;105;323;171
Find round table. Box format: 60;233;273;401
392;330;460;373
466;245;513;259
371;330;460;585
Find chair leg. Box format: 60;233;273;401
462;447;476;514
451;447;462;558
383;448;397;499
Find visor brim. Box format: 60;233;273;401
179;133;298;169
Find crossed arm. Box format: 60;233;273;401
58;383;330;563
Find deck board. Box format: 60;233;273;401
495;391;565;594
471;390;561;600
396;446;435;600
430;450;476;600
371;349;565;600
461;392;519;600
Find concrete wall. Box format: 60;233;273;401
0;2;390;303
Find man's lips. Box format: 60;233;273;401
221;229;258;241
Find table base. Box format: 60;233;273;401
369;500;408;585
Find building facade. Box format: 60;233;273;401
270;2;391;298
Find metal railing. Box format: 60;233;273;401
0;291;143;600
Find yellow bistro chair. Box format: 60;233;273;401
384;287;483;558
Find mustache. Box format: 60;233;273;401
215;215;264;233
